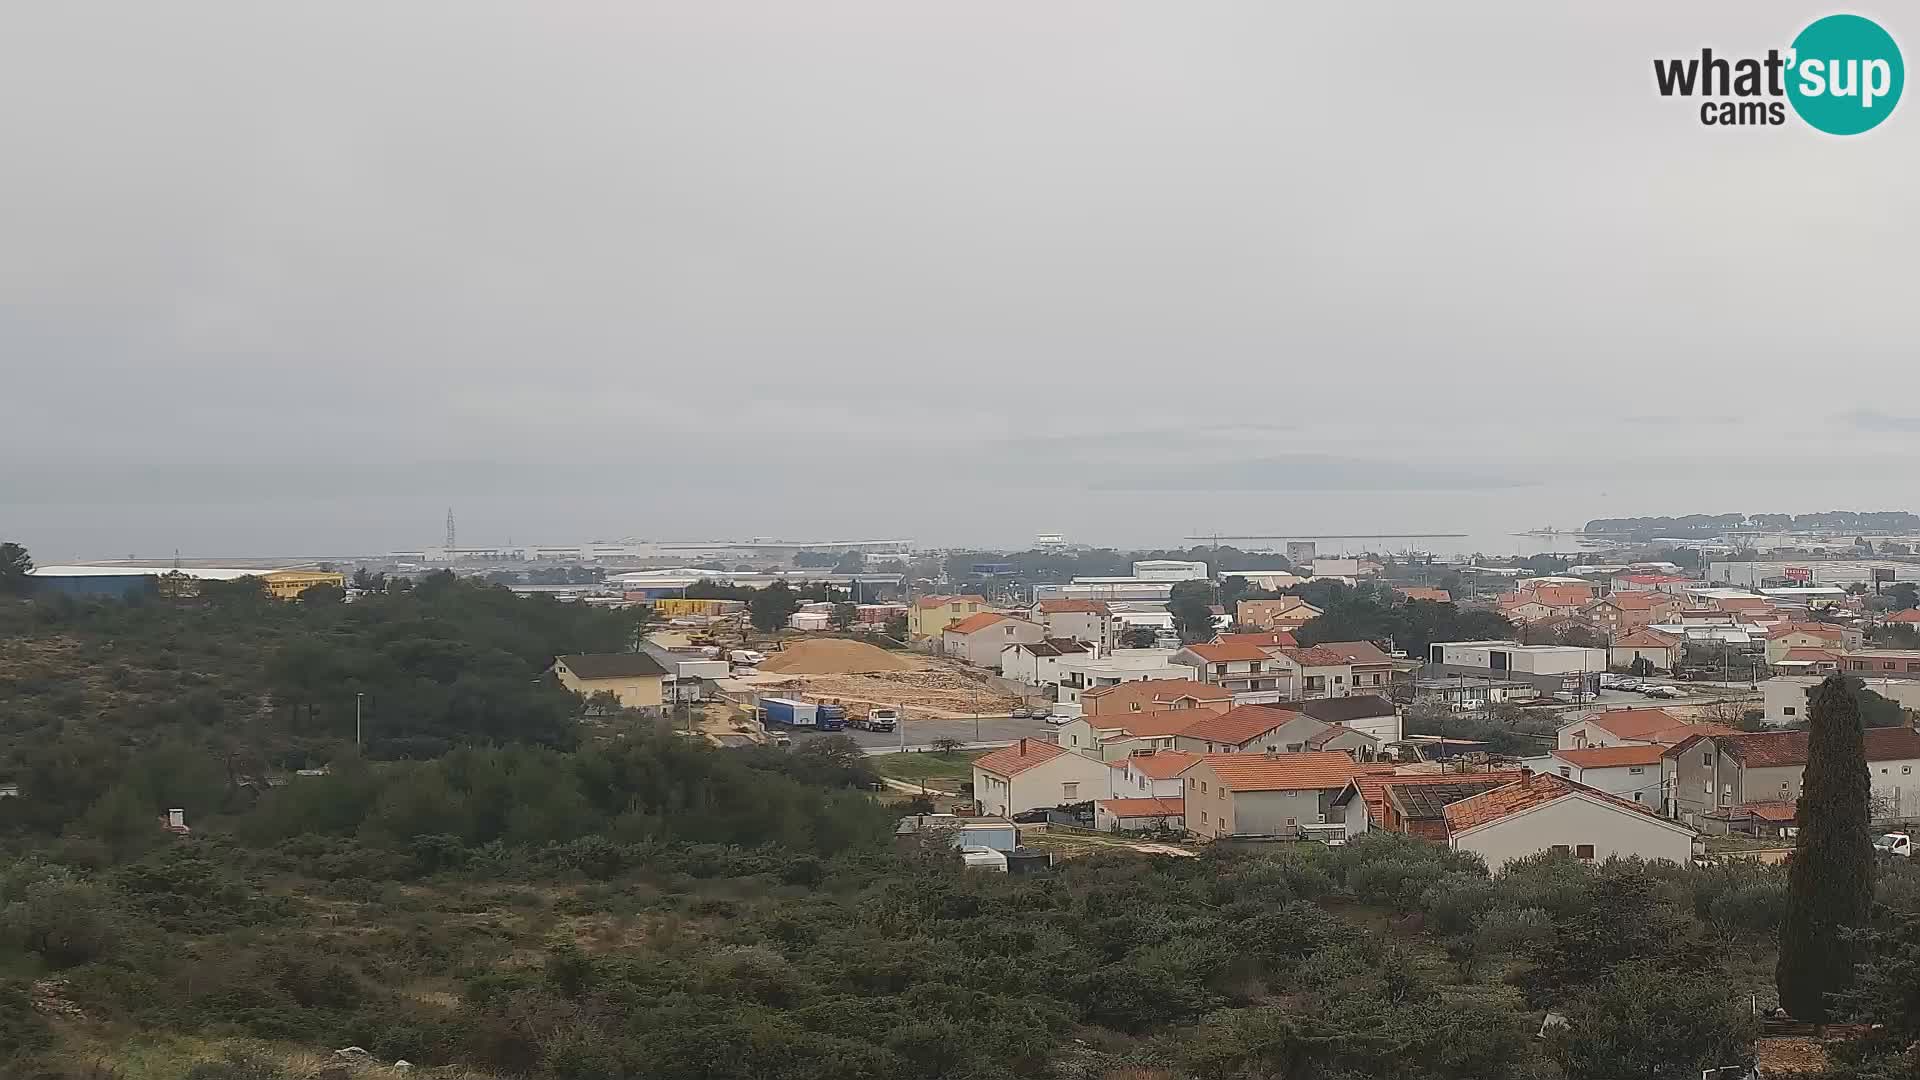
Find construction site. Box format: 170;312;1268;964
741;638;1023;720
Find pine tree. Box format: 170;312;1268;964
1776;675;1874;1020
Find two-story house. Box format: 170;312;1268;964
1521;744;1667;805
1277;645;1359;699
1583;591;1680;635
1312;641;1396;695
1175;642;1292;703
1081;678;1232;716
942;613;1045;668
1179;752;1366;838
971;738;1118;817
1665;726;1920;825
999;638;1090;688
1029;599;1114;652
1764;623;1862;665
907;594;988;640
1236;597;1323;631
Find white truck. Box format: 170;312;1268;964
1874;832;1913;858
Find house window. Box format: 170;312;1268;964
1633;792;1643;802
1063;783;1078;799
1576;844;1595;860
1335;675;1345;684
1201;781;1208;793
1784;707;1796;716
1218;788;1225;801
1552;844;1571;855
1201;810;1208;824
1702;752;1713;767
1628;766;1645;775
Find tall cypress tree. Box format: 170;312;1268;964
1776;674;1874;1021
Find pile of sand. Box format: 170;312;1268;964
759;638;916;675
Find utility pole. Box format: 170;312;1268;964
355;692;364;750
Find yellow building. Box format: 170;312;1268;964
552;653;668;711
651;598;746;618
263;569;347;600
908;594;989;639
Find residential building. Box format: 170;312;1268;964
1764;674;1920;724
1885;609;1920;627
1521;745;1666;804
998;638;1091;687
1426;640;1606;697
943;613;1045;668
908;594;988;639
1611;573;1695;595
1442;772;1698;871
551;653;669;711
1055;709;1217;760
1312;641;1397;695
1110;748;1203;798
1666;726;1920;825
1772;647;1841;676
1607;628;1683;672
1172;705;1327;756
1094;797;1185;832
1055;652;1203;704
1277;645;1362;698
1396;587;1452;603
971;738;1118;816
1237;597;1324;630
1276;694;1403;742
1176;642;1293;702
1331;769;1524;839
1758;622;1850;664
1229;570;1307;591
1584;592;1680;635
1180;752;1367;838
1557;708;1737;751
1840;649;1920;680
1029;599;1114;651
1497;596;1560;624
1081;677;1232;716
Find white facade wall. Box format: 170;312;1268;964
1520;756;1662;804
944;619;1045;669
972;752;1118;816
1132;560;1209;582
1450;795;1695;872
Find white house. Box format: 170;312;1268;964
1607;628;1683;673
971;738;1118;816
999;638;1091;688
1520;744;1666;805
1053;650;1200;704
1029;600;1114;651
942;613;1045;669
1109;749;1202;799
1176;641;1294;703
1441;772;1697;872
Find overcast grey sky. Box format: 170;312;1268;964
4;3;1917;559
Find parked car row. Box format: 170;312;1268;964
1598;675;1684;699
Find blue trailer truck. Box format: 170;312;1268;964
761;697;844;731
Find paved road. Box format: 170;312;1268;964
789;715;1057;752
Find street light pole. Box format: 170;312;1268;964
355;692;364;750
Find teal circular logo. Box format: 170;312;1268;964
1787;14;1903;134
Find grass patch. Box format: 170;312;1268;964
871;750;983;784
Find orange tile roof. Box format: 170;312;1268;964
1096;796;1185;818
1714;597;1776;612
1612;628;1681;648
1620;574;1692;585
1591;592;1670;611
1552;744;1668;768
1081;679;1232;706
1122;749;1203;778
1443;771;1660;833
1779;647;1839;663
1217;631;1300;648
1196;751;1363;792
1532;585;1594;607
1281;645;1351;666
1312;640;1394;665
1093;708;1220;738
944;612;1010;635
1183;641;1272;663
1036;599;1110;614
1737;801;1798;822
1397;587;1452;603
972;738;1066;778
1582;708;1683;740
1886;610;1920;624
1177;705;1302;745
1767;622;1847;639
1702;726;1920;769
917;594;985;609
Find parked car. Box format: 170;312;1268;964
1031;705;1052;720
1875;832;1913;858
1010;706;1032;719
1045;714;1073;727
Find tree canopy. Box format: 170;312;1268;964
1777;675;1874;1021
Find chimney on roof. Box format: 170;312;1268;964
1019;737;1028;755
1519;765;1533;778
